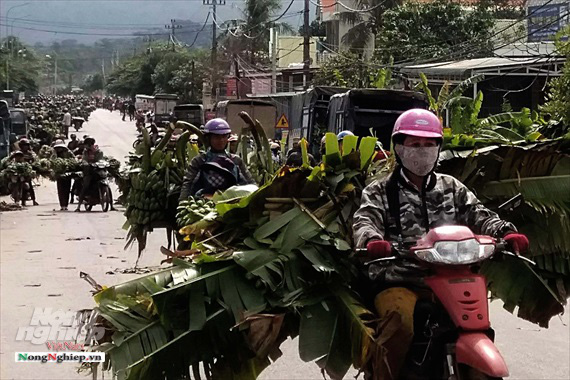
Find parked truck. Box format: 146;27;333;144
215;100;277;138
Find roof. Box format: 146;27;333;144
401;56;565;78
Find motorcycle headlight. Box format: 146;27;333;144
414;239;495;265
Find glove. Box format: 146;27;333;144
504;233;529;254
365;240;392;259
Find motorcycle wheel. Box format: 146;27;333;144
99;184;111;212
458;365;502;380
11;182;23;204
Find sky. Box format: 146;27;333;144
0;0;314;45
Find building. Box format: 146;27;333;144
275;35;319;69
319;0;374;60
527;0;569;42
401;56;565;115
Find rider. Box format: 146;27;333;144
179;118;255;200
285;137;316;167
228;134;239;154
67;134;80;151
17;138;39;206
336;130;355;155
352;109;530;380
75;136;104;212
52;140;75;211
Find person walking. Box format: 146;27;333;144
62;108;72;138
52;140;75;211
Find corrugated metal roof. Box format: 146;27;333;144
401;56;564;77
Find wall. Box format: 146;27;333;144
276;36;319;68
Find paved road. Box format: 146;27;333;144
1;110;569;380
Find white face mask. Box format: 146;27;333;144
395;144;440;176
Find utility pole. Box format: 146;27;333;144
190;60;196;101
303;0;310;90
54;57;58;95
203;0;226;100
270;27;277;94
165;19;182;51
146;35;153;54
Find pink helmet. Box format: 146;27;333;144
392;109;443;139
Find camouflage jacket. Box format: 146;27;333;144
353;170;516;247
179;150;255;200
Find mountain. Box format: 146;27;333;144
1;0;308;46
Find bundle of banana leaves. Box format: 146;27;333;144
38;145;55;159
123;122;201;257
439;138;570;323
31;158;54;179
86;134;378;380
49;157;81;179
85;134;568;380
1;162;36;179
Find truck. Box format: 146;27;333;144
215;100;277;138
0;100;10;159
134;94;154;112
0;90;19;107
153;93;178;126
173;104;204;127
326;89;428;149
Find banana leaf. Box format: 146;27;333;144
481;255;564;328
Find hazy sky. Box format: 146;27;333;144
0;0;312;44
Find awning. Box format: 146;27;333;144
401;56;565;82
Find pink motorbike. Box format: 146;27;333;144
362;197;531;379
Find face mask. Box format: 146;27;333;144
395;144;440;176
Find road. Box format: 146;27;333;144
1;109;569;380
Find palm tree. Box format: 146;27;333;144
338;0;401;51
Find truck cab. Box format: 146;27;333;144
153;93;178;126
9;108;28;141
173;104;204;127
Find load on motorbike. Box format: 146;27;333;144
74;136;113;212
4;151;34;205
353;109;530;380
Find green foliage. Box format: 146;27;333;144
106;44;210;100
439;141;570;326
375;0;495;62
314;52;392;88
83;73;104;93
0;37;42;92
541;26;570;137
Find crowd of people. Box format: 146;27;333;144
1;95;110;211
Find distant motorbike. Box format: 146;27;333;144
74;161;113;212
72;117;85;132
9;174;31;205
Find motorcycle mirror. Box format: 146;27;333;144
498;193;523;212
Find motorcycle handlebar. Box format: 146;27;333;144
356;239;536;266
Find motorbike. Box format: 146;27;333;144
73;161;113;212
72;117;85;132
9;174;31;205
360;195;530;380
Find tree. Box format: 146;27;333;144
541;26;570;137
0;37;41;92
298;20;326;37
375;1;495;63
339;0;402;50
83;73;104;93
313;52;393;89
